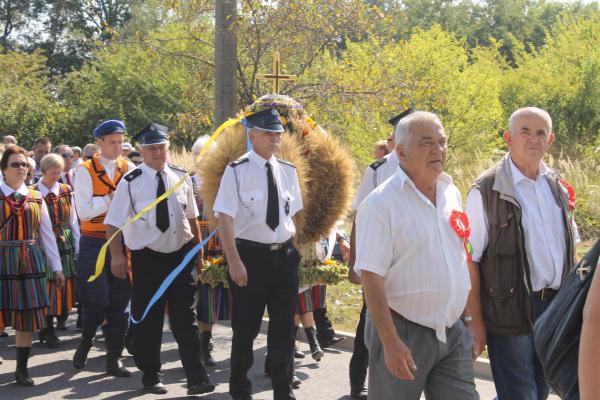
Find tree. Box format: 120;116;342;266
0;0;43;52
214;0;238;127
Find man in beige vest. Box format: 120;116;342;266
465;107;579;400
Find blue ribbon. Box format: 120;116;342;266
241;118;253;151
130;228;218;324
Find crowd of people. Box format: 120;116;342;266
0;104;595;400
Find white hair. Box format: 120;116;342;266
394;111;442;146
508;107;552;134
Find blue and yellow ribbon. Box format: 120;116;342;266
88;116;242;282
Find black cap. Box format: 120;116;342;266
132;123;169;146
243;108;284;132
388;108;414;127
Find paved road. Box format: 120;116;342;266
0;319;557;400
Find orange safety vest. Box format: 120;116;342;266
80;154;129;238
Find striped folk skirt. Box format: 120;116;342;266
311;284;328;310
196;282;232;324
46;228;77;316
0;240;50;331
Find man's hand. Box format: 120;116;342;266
465;318;487;360
229;258;248;287
348;266;362;285
111;253;128;279
54;271;66;289
382;336;418;380
339;240;350;263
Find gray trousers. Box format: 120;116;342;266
365;311;479;400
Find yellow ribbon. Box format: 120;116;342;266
88;117;242;282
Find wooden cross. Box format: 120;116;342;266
256;51;297;94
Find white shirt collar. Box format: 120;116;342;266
248;150;276;168
508;155;549;185
37;179;60;196
0;182;29;197
99;154;117;167
387;149;399;165
393;165;452;191
140;162;169;177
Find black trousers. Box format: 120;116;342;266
314;307;336;343
349;300;369;391
229;241;300;400
130;240;208;386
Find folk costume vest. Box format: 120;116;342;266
80;155;129;238
472;156;575;335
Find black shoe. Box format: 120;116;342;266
39;327;61;348
15;347;34;386
292;375;301;389
106;358;131;377
304;327;324;362
142;371;167;394
73;338;93;370
143;382;167;394
201;331;217;366
320;336;345;348
350;387;368;399
15;370;34;386
294;345;305;359
187;381;216;395
232;397;253;400
56;320;67;331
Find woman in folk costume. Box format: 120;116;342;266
32;153;80;348
0;146;65;386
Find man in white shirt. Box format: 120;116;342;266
465;107;578;400
213;108;303;400
105;123;215;395
72;120;135;378
348;108;413;400
355;111;479;400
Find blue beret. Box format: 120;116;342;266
243;108;284;133
388;109;414;128
133;123;169;146
93;120;126;138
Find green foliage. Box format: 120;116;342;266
299;27;504;168
0;50;57;147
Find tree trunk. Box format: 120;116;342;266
214;0;238;128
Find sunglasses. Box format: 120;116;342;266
62;153;74;159
8;162;28;168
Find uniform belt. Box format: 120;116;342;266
235;238;293;251
532;287;558;301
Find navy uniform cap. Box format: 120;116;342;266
132;123;169;146
244;108;284;133
388;108;414;127
93;120;126;138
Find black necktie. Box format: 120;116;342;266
156;171;169;232
266;162;279;231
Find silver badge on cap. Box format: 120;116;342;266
271;108;278;116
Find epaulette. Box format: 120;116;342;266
123;168;142;182
277;158;296;169
168;164;188;174
229;158;249;168
369;157;388;171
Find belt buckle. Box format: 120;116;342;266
269;243;280;251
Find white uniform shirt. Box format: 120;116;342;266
0;182;62;272
36;179;81;253
466;156;580;291
351;150;400;210
73;155;135;221
104;163;199;253
213;150;303;244
354;168;471;342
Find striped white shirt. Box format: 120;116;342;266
354;167;471;342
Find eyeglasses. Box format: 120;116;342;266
61;153;74;159
8;162;28;168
